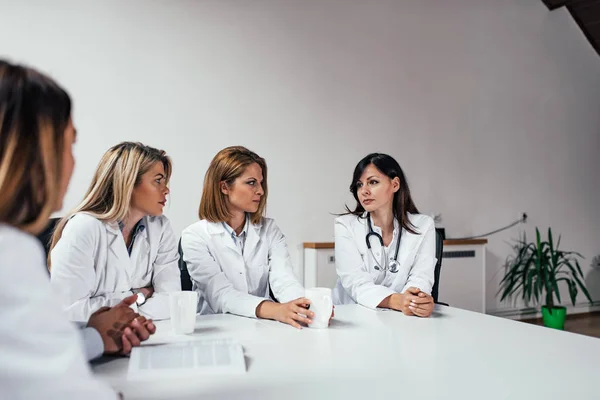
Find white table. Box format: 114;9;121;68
93;305;600;399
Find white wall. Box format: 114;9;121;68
2;0;599;314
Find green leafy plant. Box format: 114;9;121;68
499;227;592;308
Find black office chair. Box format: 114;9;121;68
432;229;448;306
36;217;61;264
178;239;193;291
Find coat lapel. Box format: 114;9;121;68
105;221;131;281
243;220;261;263
136;221;150;260
207;221;240;255
133;222;150;281
105;221;123;255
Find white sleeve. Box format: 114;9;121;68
267;222;305;303
401;220;436;295
0;231;117;400
334;219;394;309
79;326;105;361
138;218;181;320
182;228;264;318
50;216;131;322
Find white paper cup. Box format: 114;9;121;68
169;291;198;334
305;287;333;329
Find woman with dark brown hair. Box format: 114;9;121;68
333;153;436;317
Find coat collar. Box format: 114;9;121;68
206;217;263;234
105;216;148;236
105;216;150;275
104;216;149;253
243;220;261;261
105;221;121;235
364;212;400;236
206;217;263;256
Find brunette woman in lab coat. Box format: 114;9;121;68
333;153;436;317
181;146;320;329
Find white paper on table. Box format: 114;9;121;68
127;338;246;380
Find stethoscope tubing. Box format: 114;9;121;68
365;213;401;273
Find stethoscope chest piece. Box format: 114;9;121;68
365;213;401;273
388;259;399;273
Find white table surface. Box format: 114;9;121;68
93;305;600;399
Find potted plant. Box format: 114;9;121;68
499;227;592;330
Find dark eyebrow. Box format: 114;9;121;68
154;173;165;178
366;176;378;180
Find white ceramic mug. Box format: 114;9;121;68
169;291;198;334
305;287;333;329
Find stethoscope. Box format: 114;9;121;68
365;213;401;273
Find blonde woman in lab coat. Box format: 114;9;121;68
50;142;181;322
333;153;436;317
182;146;320;329
0;59;139;399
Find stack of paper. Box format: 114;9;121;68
127;338;246;380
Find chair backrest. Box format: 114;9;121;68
36;217;61;260
431;229;444;303
178;238;193;291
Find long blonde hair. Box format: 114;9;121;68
49;141;172;264
199;146;268;225
0;60;71;235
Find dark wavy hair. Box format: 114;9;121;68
345;153;420;234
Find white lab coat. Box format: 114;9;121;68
0;224;117;399
333;212;436;309
50;213;181;322
181;218;305;318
